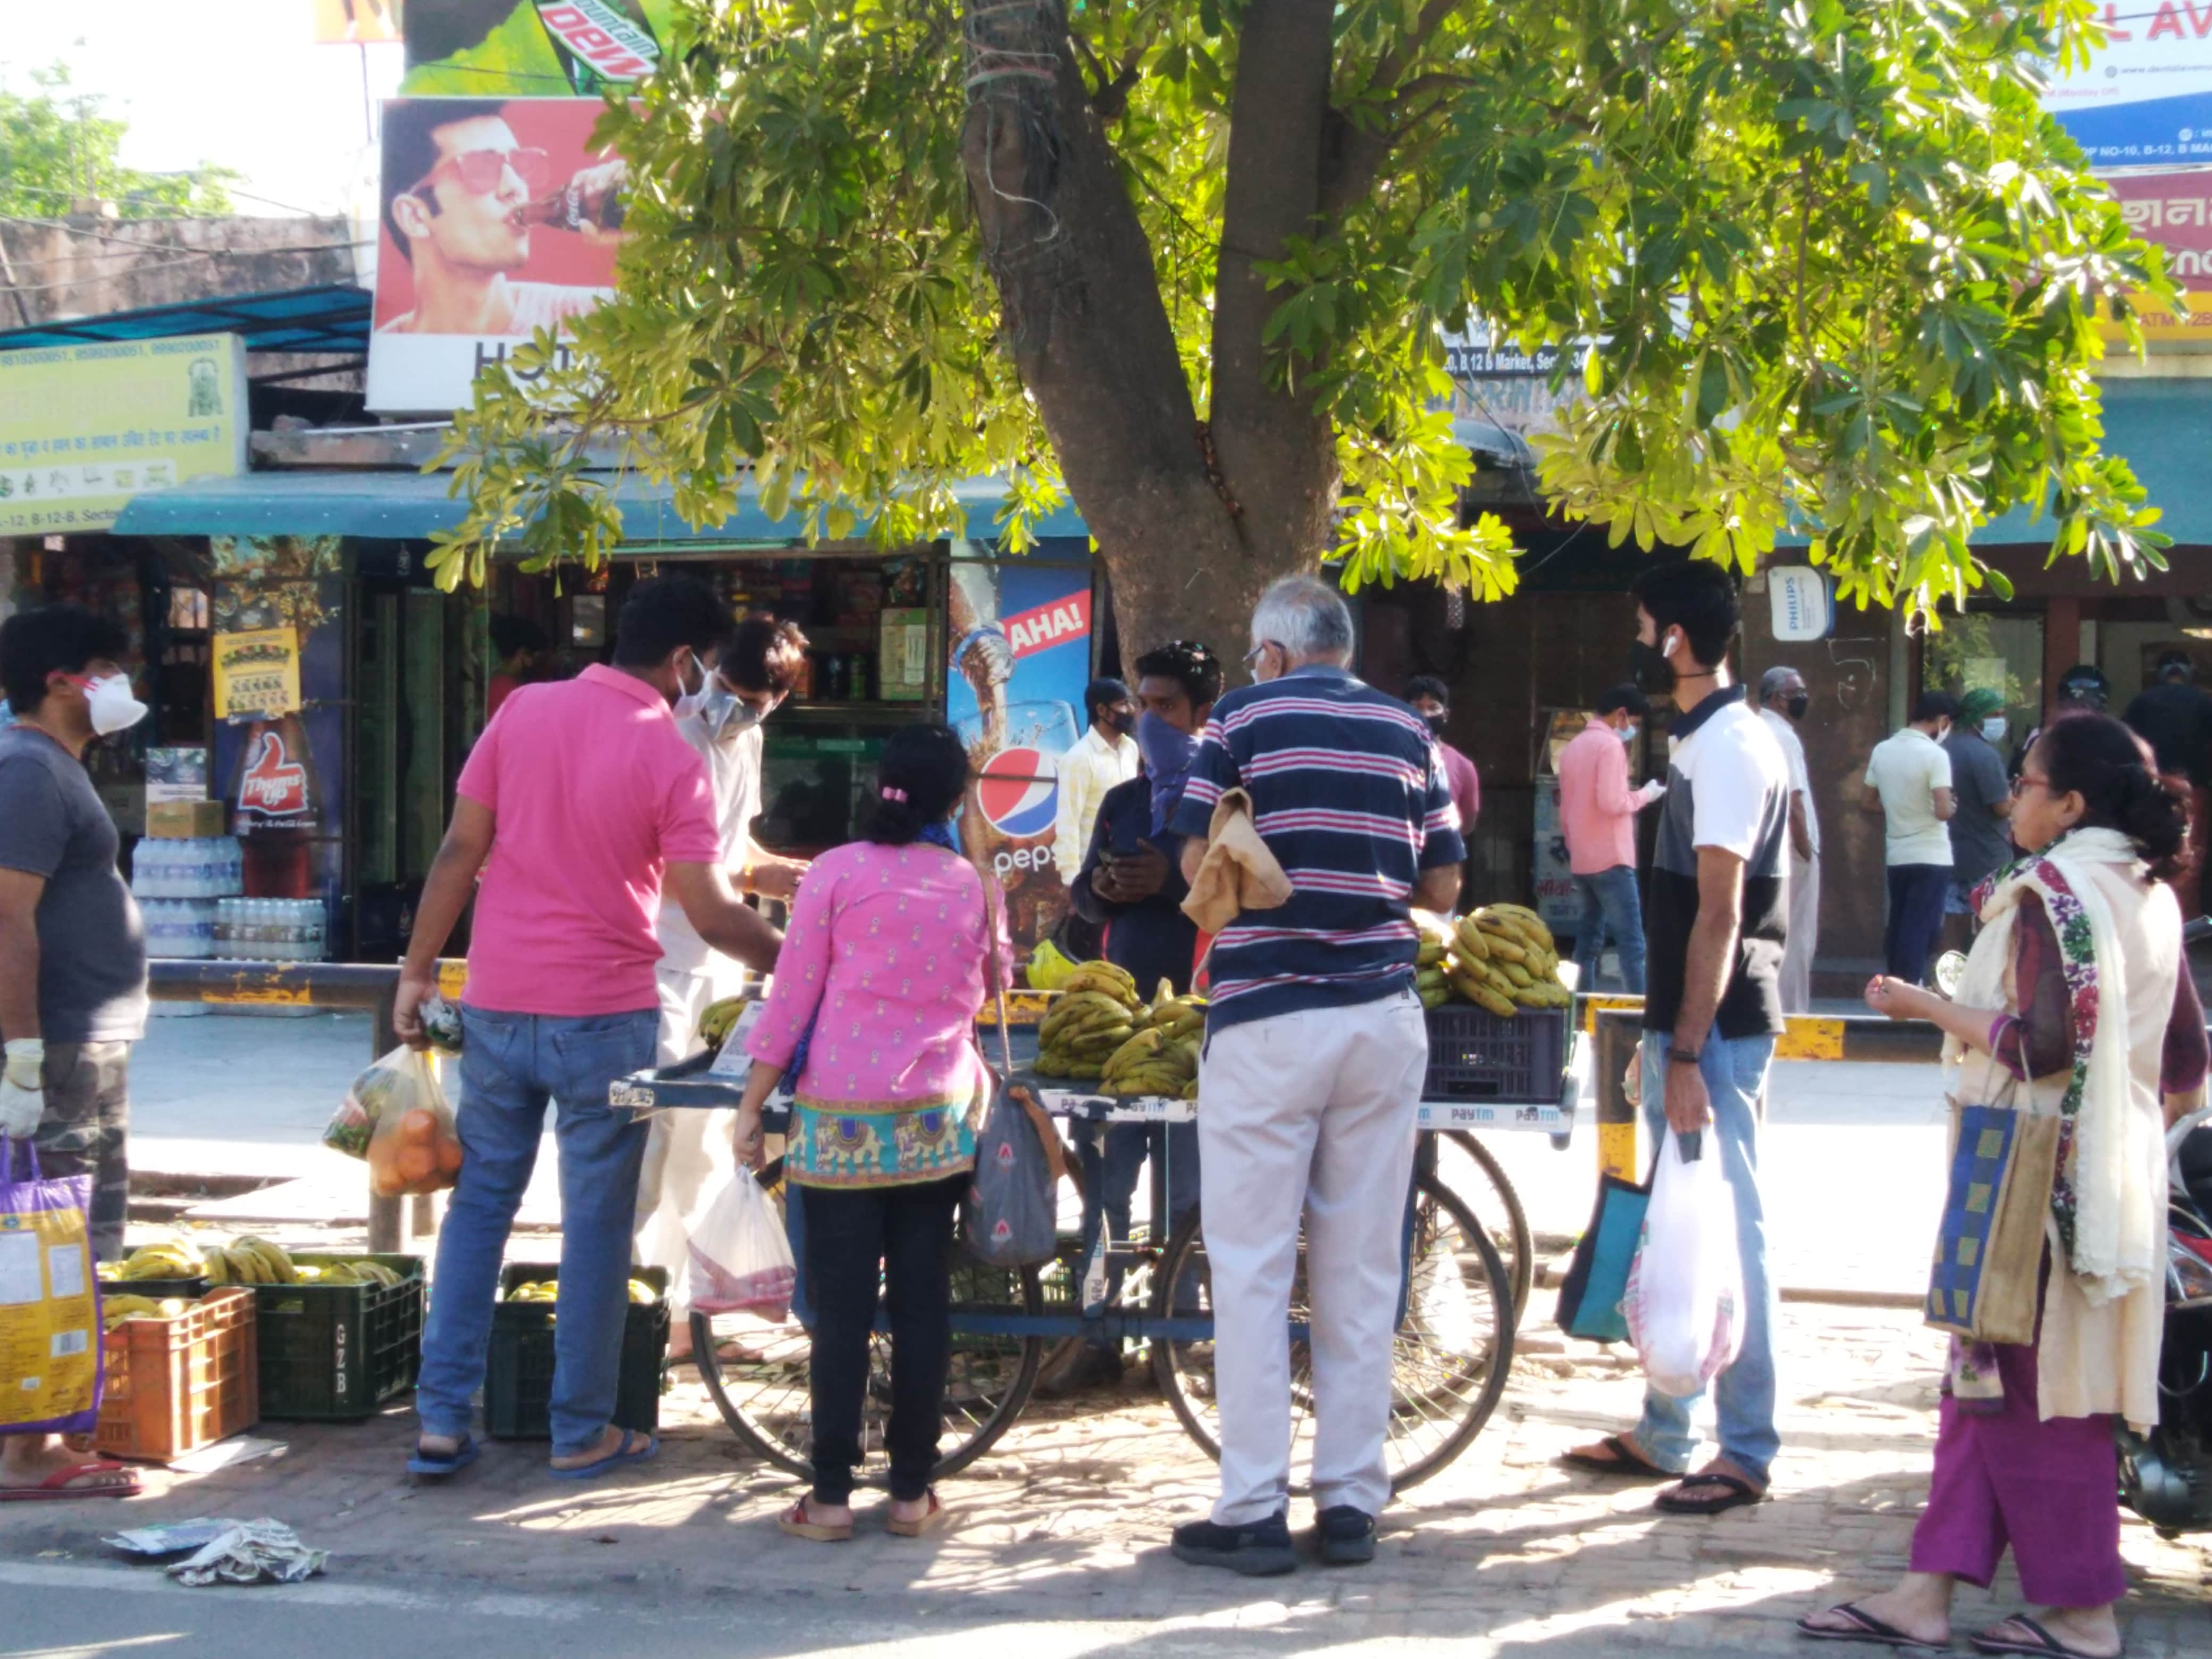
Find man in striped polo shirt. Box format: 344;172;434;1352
1166;575;1464;1576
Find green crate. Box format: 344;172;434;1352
484;1262;669;1441
254;1252;425;1421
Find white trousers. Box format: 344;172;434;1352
1780;849;1820;1014
1196;988;1428;1524
633;966;741;1316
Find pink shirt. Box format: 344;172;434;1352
1557;717;1662;876
1436;739;1481;836
745;841;1010;1105
456;664;722;1016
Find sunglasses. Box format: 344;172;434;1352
414;147;550;198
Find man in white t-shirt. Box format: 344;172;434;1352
1756;666;1820;1011
635;616;809;1360
1861;691;1958;986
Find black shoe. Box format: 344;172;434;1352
1038;1343;1125;1400
1313;1505;1376;1565
1170;1512;1297;1576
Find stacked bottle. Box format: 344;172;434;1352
214;898;329;962
134;835;244;961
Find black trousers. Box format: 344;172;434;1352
802;1174;965;1504
1886;862;1952;985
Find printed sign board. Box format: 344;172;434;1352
213;628;304;723
2097;169;2212;340
2043;6;2212;165
366;97;622;412
0;335;247;535
401;0;681;95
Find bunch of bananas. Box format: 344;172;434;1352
290;1259;406;1288
1032;961;1143;1079
697;995;750;1054
1413;912;1456;1009
1095;978;1205;1099
506;1278;659;1305
112;1242;205;1282
100;1293;191;1330
200;1236;300;1287
1442;905;1573;1016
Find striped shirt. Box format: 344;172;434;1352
1170;665;1464;1030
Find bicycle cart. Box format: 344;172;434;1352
609;999;1576;1494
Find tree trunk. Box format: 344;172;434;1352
959;2;1331;667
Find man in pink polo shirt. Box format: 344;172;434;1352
1557;684;1666;993
393;575;782;1482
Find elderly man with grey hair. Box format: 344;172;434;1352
1756;664;1819;1010
1165;575;1466;1576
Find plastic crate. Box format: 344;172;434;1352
1421;1003;1569;1102
255;1253;426;1421
484;1263;669;1440
94;1287;259;1462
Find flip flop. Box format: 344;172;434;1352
886;1490;951;1537
0;1460;141;1502
406;1434;480;1480
548;1429;657;1481
1558;1434;1678;1480
1655;1470;1766;1515
1797;1603;1947;1652
777;1496;853;1542
1969;1615;2121;1659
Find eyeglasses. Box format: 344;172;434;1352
2013;772;2052;798
414;147;550;198
1243;641;1285;669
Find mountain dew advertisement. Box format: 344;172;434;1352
401;1;682;95
945;547;1096;957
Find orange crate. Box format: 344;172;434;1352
94;1287;260;1462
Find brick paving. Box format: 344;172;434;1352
12;1304;2206;1652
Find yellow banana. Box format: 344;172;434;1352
1452;916;1492;961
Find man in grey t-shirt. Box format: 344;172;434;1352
1940;688;2016;952
0;603;148;1502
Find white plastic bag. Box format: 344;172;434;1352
1622;1128;1745;1397
685;1167;795;1322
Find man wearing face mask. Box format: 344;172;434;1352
636;616;810;1363
1051;640;1222;1398
1862;691;1960;985
1052;678;1140;891
0;604;149;1501
1755;667;1821;1012
1557;684;1664;994
1405;676;1480;854
1940;689;2016;952
392;575;783;1482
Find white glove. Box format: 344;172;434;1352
0;1039;44;1139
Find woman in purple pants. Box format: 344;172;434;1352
1802;715;2206;1659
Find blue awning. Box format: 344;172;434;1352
1972;378;2212;546
111;468;1092;544
0;284;371;357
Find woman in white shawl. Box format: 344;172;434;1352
1802;714;2207;1659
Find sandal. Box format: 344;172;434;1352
0;1460;141;1502
1559;1433;1677;1480
548;1429;657;1481
1969;1616;2120;1659
1655;1470;1766;1515
777;1496;853;1542
886;1490;951;1537
1797;1603;1948;1652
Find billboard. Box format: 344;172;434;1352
365;97;623;412
401;1;682;95
944;547;1096;957
2045;6;2212;165
2100;169;2212;340
0;335;247;535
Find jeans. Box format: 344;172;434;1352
1075;1121;1201;1343
1632;1028;1780;1487
416;1006;658;1457
802;1174;966;1504
1886;862;1952;984
1572;865;1647;994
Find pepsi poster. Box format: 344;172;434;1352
945;546;1096;959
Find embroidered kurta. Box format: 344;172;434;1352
744;841;1010;1188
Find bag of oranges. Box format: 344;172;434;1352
327;1046;464;1197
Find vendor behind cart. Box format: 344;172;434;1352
1048;639;1223;1398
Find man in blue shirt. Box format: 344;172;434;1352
1166;577;1464;1576
1045;640;1222;1399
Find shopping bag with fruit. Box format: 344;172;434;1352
326;1046;464;1197
0;1141;103;1434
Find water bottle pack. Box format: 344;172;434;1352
140;898;217;959
131;836;244;900
215;898;329;962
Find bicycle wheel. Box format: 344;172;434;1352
1439;1130;1536;1323
693;1165;1045;1483
1150;1167;1514;1493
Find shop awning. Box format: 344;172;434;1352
1972;378;2212;547
0;284;372;357
110;468;1091;544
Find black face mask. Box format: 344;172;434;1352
1422;711;1448;736
1105;708;1136;736
1785;693;1809;722
1629;636;1676;698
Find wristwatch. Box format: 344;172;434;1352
1668;1046;1703;1066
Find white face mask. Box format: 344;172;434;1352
1620;722;1639;745
84;674;148;737
672;651;711;722
1981;717;2007;744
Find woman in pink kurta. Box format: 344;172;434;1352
732;723;1008;1540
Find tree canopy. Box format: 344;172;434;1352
431;0;2174;652
0;63;236;221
